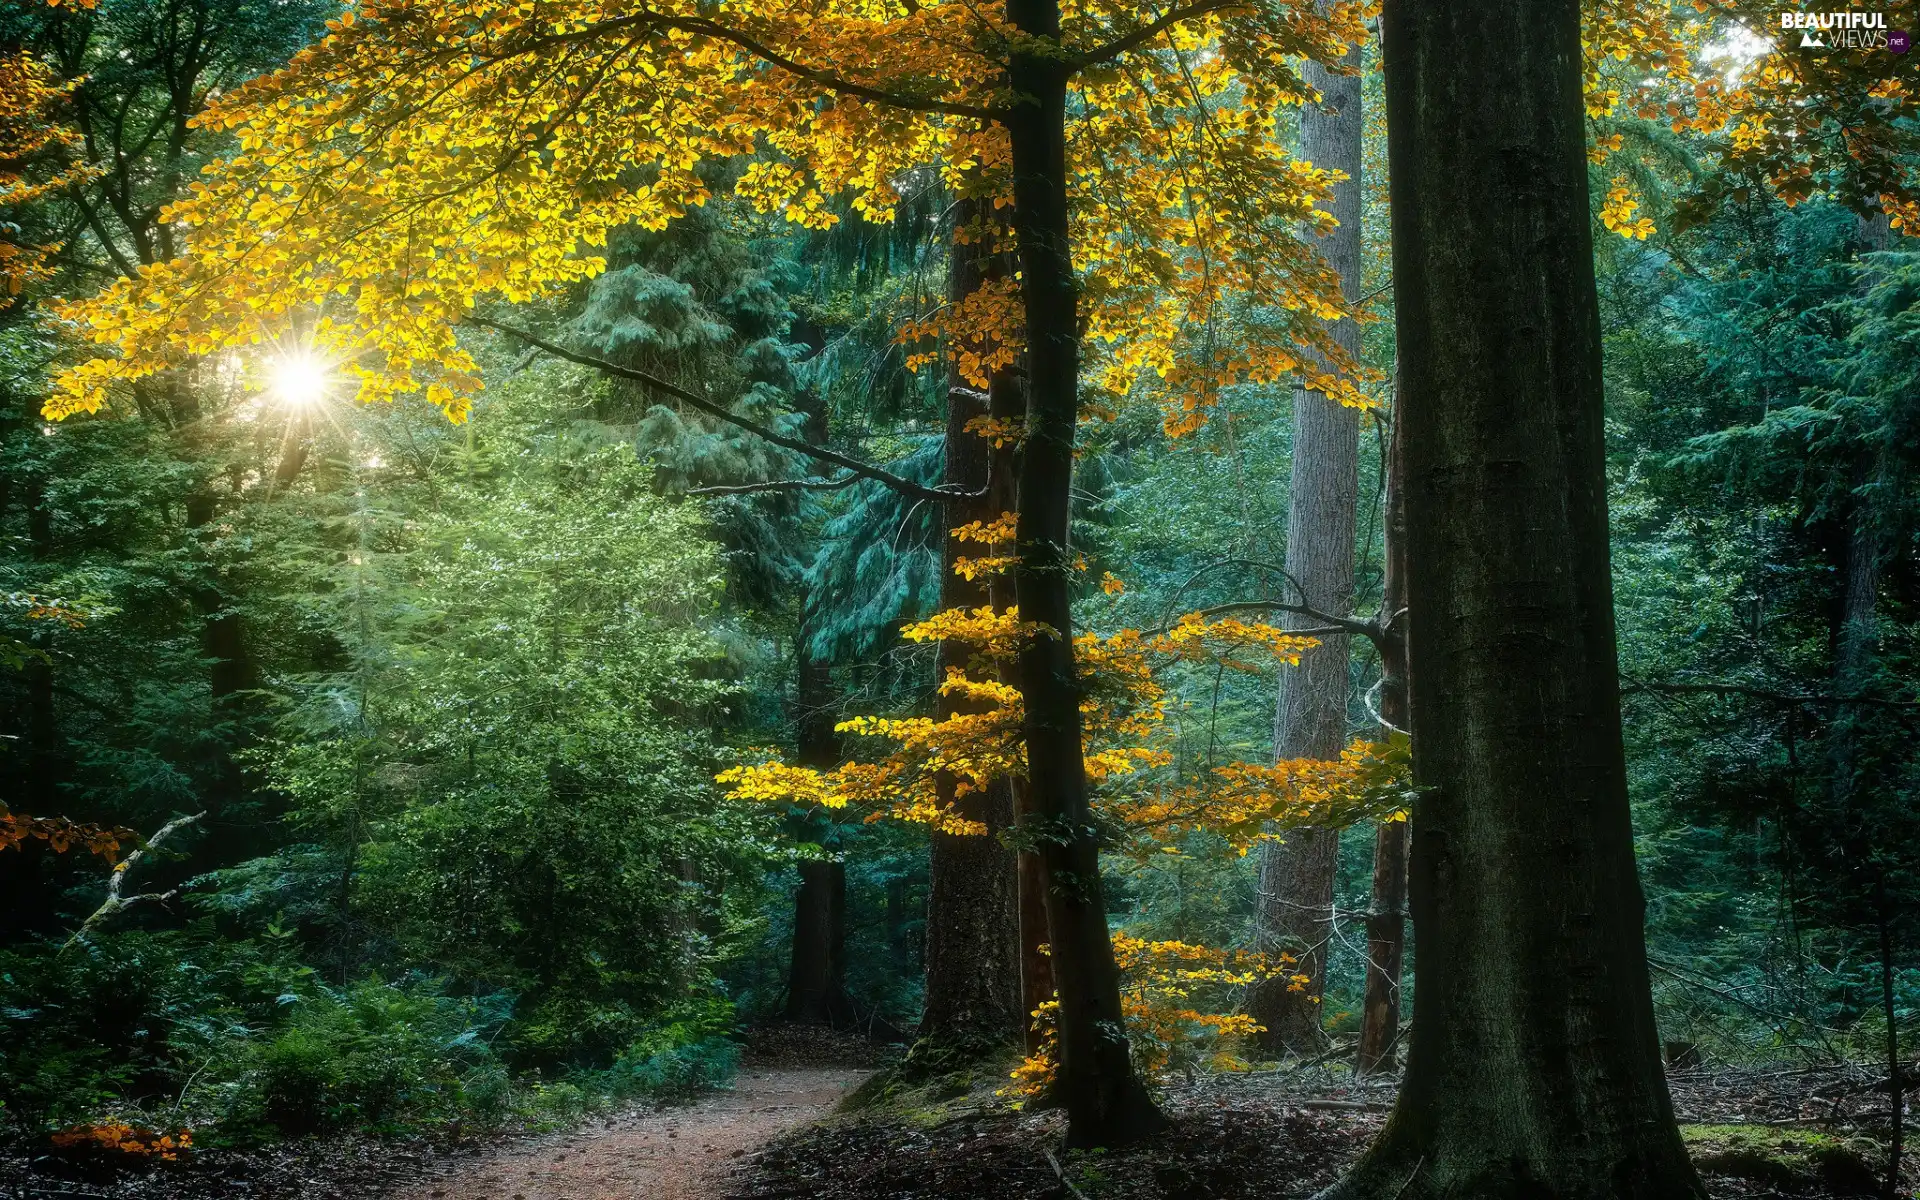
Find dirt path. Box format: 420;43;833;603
389;1066;866;1200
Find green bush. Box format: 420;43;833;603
0;927;303;1134
228;976;509;1136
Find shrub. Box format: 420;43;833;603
226;976;509;1136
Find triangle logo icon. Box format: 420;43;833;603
1801;29;1826;46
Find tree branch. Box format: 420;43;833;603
1156;557;1387;647
1152;602;1351;639
468;317;980;504
63;811;206;950
1070;1;1249;68
656;15;1003;121
688;473;862;497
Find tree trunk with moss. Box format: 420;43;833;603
1322;0;1705;1192
1357;397;1410;1076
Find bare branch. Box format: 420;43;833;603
468;318;982;505
63;811;206;950
688;473;862;497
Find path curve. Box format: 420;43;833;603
390;1066;866;1200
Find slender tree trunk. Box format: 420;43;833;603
1251;31;1364;1058
785;615;854;1026
917;198;1022;1057
1358;396;1410;1075
1323;0;1705;1192
21;474;63;809
991;352;1054;1057
1006;0;1165;1147
1876;876;1904;1200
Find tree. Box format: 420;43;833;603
916;197;1021;1060
1323;0;1705;1191
1356;395;1409;1075
1248;16;1364;1058
50;0;1365;1146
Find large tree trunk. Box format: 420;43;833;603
784;616;855;1026
1006;0;1165;1148
1358;394;1410;1075
917;198;1022;1058
1250;30;1363;1058
1323;0;1705;1192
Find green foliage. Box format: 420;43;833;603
232;977;510;1137
1602;195;1919;1062
0;926;307;1132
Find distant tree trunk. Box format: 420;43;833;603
917;196;1022;1058
1324;0;1706;1192
785;614;855;1026
992;351;1053;1057
1007;0;1166;1148
21;474;63;809
785;856;849;1024
1358;396;1410;1076
1250;27;1363;1058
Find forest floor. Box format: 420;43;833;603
384;1064;865;1200
724;1059;1910;1200
1;1049;1906;1200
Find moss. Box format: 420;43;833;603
1681;1124;1881;1196
837;1043;1024;1125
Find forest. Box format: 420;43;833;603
0;1;1915;1198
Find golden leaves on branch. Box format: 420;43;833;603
1008;935;1308;1097
0;810;138;861
46;0;1372;432
0;49;96;305
718;561;1406;850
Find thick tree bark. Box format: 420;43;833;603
1358;396;1410;1076
785;616;855;1027
1006;0;1165;1148
917;200;1023;1057
1251;35;1364;1057
1322;0;1705;1193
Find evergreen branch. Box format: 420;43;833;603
688;474;862;497
468;318;981;504
1619;679;1920;709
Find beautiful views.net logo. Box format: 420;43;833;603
1778;9;1906;50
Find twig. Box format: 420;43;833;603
1044;1149;1091;1200
1392;1156;1426;1199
